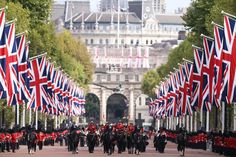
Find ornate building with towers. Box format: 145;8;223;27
51;0;186;126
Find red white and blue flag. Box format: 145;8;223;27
27;56;48;110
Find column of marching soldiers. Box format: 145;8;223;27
148;10;236;157
0;121;172;155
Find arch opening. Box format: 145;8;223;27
107;93;128;123
85;93;100;124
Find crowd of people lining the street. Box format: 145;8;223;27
0;120;236;156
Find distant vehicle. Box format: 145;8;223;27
142;122;152;132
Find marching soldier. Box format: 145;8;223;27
5;129;11;152
37;129;45;150
0;128;5;152
87;121;97;153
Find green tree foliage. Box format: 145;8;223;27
0;2;30;33
182;0;215;44
55;31;93;86
141;69;161;97
84;94;100;123
205;0;236;35
8;0;52;26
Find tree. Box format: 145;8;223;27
0;2;30;33
141;69;161;97
182;0;215;44
205;0;236;35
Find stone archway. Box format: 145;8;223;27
85;93;100;124
106;93;128;123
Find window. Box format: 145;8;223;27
146;40;148;45
125;75;129;81
97;75;101;81
131;39;133;45
107;74;111;81
121;39;124;44
135;75;139;82
85;39;88;44
139;97;142;106
99;39;103;44
115;39;118;44
91;39;93;44
116;75;120;81
150;40;153;44
106;39;109;44
138;113;141;119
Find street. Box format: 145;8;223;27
0;140;221;157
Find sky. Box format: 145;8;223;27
166;0;191;13
55;0;192;13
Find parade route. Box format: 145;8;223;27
0;141;221;157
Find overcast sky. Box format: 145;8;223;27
55;0;192;13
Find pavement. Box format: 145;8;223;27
0;140;222;157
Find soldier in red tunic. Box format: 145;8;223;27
37;130;45;150
87;121;96;133
5;129;11;152
127;123;135;135
11;129;18;153
0;128;5;152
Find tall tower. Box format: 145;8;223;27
100;0;128;12
153;0;166;14
129;0;166;21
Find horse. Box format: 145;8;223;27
70;130;81;154
101;130;115;155
126;133;135;154
26;131;37;154
86;132;97;153
177;132;187;156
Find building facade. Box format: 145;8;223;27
51;0;185;125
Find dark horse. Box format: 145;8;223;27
26;131;37;154
70;130;81;154
101;130;115;155
126;133;135;154
86;132;97;153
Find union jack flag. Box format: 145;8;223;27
178;62;193;116
0;8;6;92
213;24;228;105
15;35;30;105
201;36;215;111
0;11;6;96
27;56;48;110
222;14;236;103
3;23;19;106
191;47;204;110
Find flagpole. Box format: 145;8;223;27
221;10;236;19
186;115;189;131
5;18;17;26
190;114;193;132
22;104;25;127
35;110;38;130
55;115;58;129
29;108;32;125
206;111;210;132
183;58;193;64
17;104;19;125
29;52;47;61
200;34;214;41
44;114;47;130
200;107;203;130
211;21;224;28
194;111;197;131
16;30;28;37
222;102;225;133
0;6;7;11
117;0;120;48
192;45;203;50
